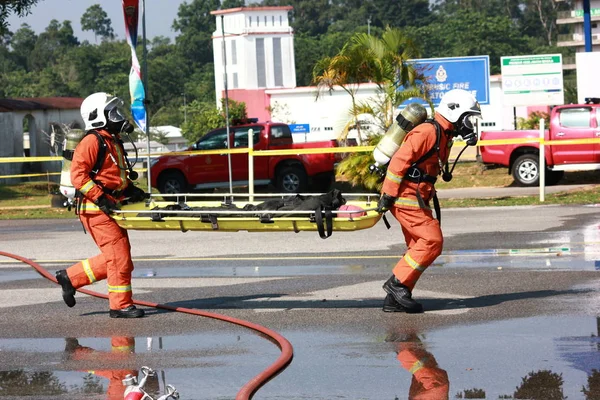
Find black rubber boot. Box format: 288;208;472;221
382;294;406;313
382;275;424;313
109;305;145;319
56;270;76;308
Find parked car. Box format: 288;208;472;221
150;119;341;195
479;98;600;186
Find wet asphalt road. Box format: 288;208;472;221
0;204;599;399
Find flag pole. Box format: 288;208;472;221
221;15;233;199
142;0;151;193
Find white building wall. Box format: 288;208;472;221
0;108;82;183
267;77;523;143
212;7;295;106
268;83;385;142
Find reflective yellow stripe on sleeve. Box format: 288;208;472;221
82;259;97;283
79;180;95;195
108;284;132;293
385;170;403;184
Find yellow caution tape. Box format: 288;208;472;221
4;137;600;167
0;172;61;179
0;156;62;163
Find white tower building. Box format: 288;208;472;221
211;6;296;118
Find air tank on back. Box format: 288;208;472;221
369;103;428;177
59;129;85;205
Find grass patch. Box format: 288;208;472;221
440;184;600;208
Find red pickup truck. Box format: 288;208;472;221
150;119;340;194
479;98;600;186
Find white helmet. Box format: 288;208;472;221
80;92;127;130
436;89;481;123
436;89;482;145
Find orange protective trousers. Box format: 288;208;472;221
66;213;134;310
389;205;443;291
70;337;137;400
397;343;449;399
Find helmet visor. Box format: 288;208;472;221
105;97;127;123
462;113;482;131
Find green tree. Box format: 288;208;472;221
10;23;37;70
405;11;529;74
181;98;246;143
261;0;333;36
81;4;115;43
514;369;565;400
172;0;220;67
294;30;356;86
0;0;39;34
318;27;427;190
312;43;374;143
30;19;79;72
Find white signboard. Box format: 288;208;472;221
576;52;600;104
501;54;564;106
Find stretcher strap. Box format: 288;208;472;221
314;205;333;239
433;192;441;224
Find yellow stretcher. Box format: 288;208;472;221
111;193;382;236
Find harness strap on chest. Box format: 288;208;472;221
406;120;444;223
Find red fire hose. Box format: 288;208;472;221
0;250;294;400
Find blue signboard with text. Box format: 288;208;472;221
403;56;490;107
289;124;310;134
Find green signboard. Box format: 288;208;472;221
500;54;564;106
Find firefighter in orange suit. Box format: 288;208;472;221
65;336;139;399
391;333;449;400
377;89;482;313
56;92;148;318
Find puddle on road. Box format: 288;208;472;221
0;316;598;399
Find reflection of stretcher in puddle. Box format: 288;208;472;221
111;192;382;238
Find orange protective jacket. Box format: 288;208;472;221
382;114;454;209
71;129;130;214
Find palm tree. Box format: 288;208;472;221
313;27;431;191
312;43;373;144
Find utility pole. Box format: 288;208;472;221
367;16;371;35
182;92;187;124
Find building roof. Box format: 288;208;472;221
210;6;293;15
0;97;83;112
150;125;182;138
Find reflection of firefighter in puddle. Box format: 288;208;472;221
387;332;449;400
65;337;157;399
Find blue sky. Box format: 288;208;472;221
7;0;190;42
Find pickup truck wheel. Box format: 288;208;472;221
158;172;187;200
512;154;539;186
277;166;308;193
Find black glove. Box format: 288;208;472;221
376;193;396;214
94;195;119;215
124;184;150;203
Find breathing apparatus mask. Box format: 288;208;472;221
453;112;481;146
102;97;139;180
435;89;483;183
105;98;135;136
